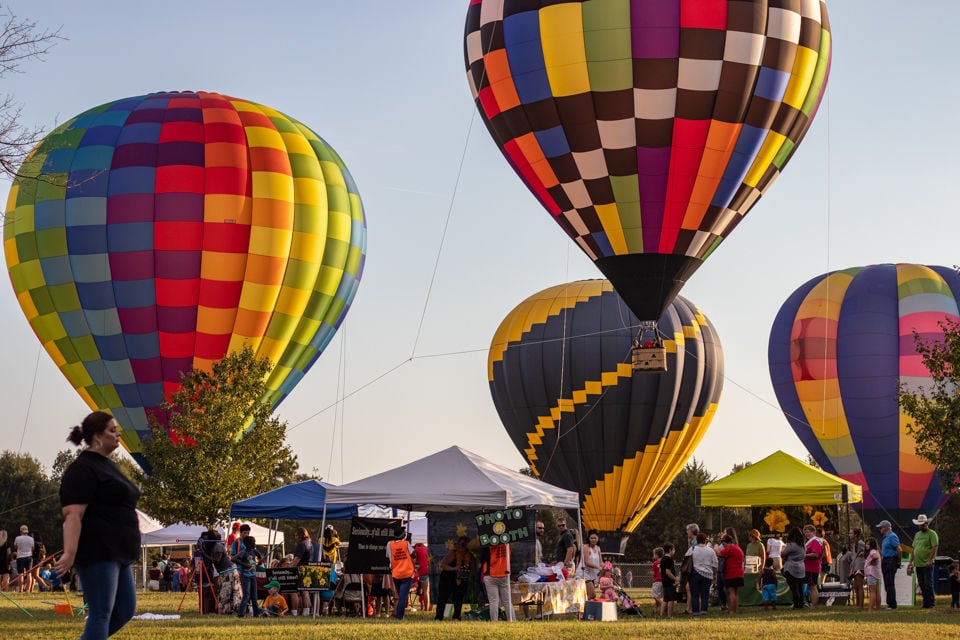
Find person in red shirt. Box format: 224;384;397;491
226;523;242;554
716;533;745;613
413;542;431;612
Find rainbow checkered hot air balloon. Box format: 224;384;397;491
465;0;831;321
769;264;957;533
3;91;366;471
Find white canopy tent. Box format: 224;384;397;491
321;447;576;619
137;509;163;534
141;521;284;547
324;445;579;511
139;520;284;591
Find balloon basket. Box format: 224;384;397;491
631;346;667;373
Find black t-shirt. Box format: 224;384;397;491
555;530;574;563
60;450;141;566
660;555;676;581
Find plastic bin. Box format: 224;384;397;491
934;556;955;596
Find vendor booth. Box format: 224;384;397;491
324;446;585;618
696;450;863;507
696;450;863;606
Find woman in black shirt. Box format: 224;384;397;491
55;411;141;640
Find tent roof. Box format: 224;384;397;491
137;509;163;533
697;450;863;507
230;479;358;520
324;446;580;511
141;521;284;547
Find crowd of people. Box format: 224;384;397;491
650;516;954;618
5;410;956;638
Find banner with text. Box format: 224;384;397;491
475;508;532;547
343;517;403;575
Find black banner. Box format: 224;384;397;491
343;517;403;574
265;567;298;592
475;508;531;547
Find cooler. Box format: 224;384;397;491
818;582;850;606
582;600;618;621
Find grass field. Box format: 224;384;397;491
2;590;959;640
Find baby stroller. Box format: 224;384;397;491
333;573;365;616
598;575;643;616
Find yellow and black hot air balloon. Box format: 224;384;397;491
488;280;722;533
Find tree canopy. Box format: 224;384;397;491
0;451;63;552
138;347;299;526
898;316;960;493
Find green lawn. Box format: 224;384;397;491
2;591;958;639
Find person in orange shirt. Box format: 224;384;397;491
481;543;514;621
262;580;289;617
387;529;415;620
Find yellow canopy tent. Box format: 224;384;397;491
696;450;863;507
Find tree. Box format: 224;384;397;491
0;451;63;552
138;347;299;526
0;7;62;178
51;448;141;484
898;317;960;493
622;459;715;562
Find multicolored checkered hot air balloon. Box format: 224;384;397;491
3;91;367;471
488;280;723;533
769;264;958;534
465;0;831;321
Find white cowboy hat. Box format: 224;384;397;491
912;514;932;526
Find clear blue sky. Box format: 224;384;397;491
2;1;959;486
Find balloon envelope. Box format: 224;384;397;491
4;91;367;470
465;0;832;320
488;280;723;532
769;264;958;529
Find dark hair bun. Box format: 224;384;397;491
67;425;85;446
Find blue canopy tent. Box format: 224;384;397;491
230;479;358;520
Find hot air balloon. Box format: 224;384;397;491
4;91;367;471
769;264;958;532
465;0;831;322
488;280;723;533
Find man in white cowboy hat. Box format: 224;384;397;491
909;514;939;608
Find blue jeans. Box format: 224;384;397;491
690;572;712;614
916;565;935;608
74;561;136;640
394;576;413;619
238;573;261;617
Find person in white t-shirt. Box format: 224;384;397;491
766;532;784;571
13;525;35;592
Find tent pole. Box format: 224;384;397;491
318;501;329;562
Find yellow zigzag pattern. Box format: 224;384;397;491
524;333;682;474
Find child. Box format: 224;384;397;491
863;537;881;612
659;543;678;619
651;547;664;615
949;563;960;609
263;580;289;617
760;557;778;610
598;567;617;601
236;536;263;618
